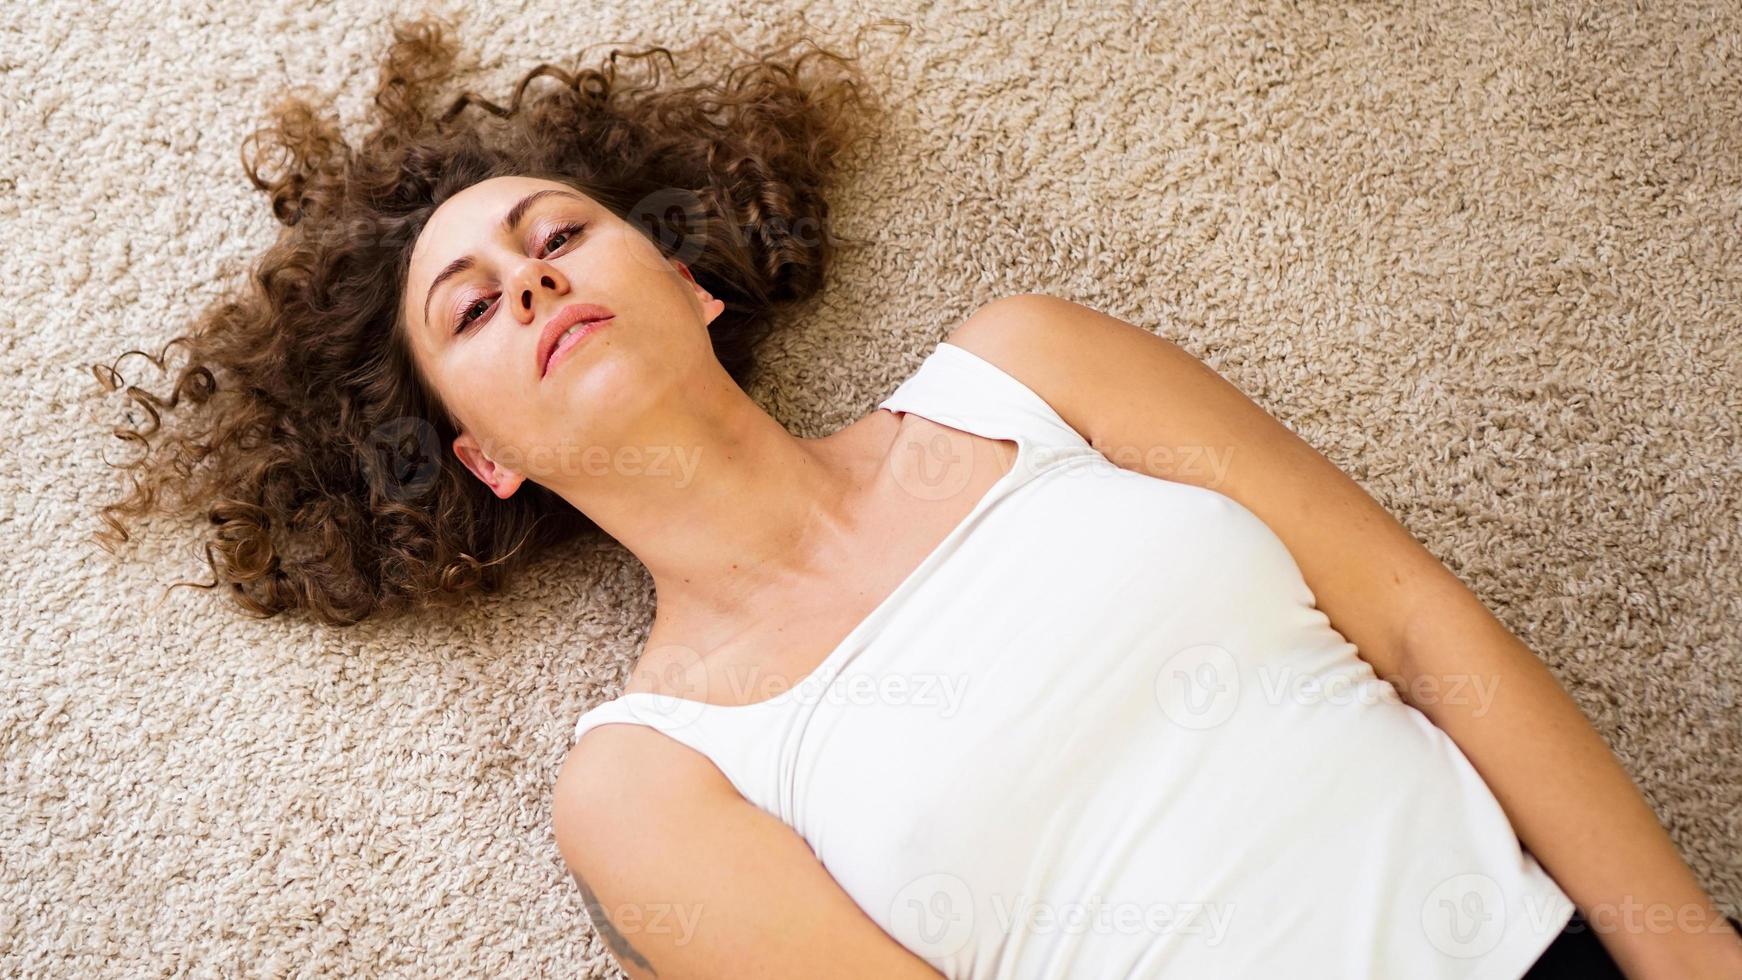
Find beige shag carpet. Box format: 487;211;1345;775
3;0;1738;974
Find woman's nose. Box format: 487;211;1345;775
518;268;569;322
521;275;559;312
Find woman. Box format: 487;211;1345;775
91;16;1740;980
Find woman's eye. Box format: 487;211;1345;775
542;222;585;255
454;296;493;334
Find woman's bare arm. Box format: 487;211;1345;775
948;293;1742;980
554;723;947;980
1391;567;1742;978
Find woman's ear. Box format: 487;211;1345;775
673;260;725;322
452;430;525;500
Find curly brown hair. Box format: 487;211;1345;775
88;14;897;628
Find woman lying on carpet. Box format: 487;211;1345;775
89;15;1742;980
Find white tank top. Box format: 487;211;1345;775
571;340;1575;979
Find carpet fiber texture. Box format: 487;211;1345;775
3;0;1738;975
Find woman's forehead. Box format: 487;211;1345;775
412;175;579;265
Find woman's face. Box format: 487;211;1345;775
400;175;724;499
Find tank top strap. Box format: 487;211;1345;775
877;341;1098;466
571;695;787;814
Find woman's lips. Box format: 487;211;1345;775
543;316;614;377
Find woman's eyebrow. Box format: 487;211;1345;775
421;188;588;332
